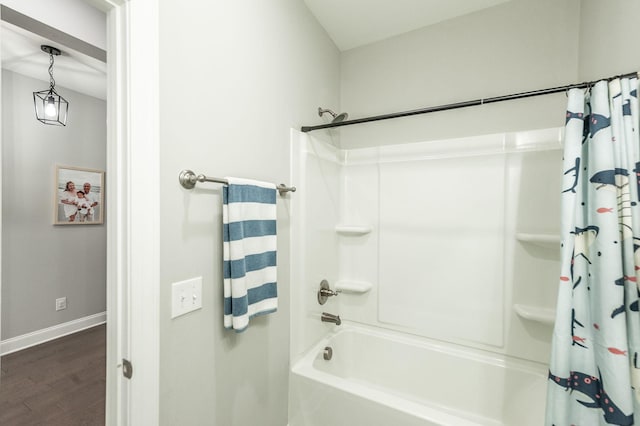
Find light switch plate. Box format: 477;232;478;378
171;277;203;319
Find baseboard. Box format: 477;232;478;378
0;311;106;356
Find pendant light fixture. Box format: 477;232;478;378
33;45;68;126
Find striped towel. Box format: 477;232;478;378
222;177;277;332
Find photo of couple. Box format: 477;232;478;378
55;166;104;225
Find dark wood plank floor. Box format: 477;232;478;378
0;324;106;426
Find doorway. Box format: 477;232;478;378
0;7;108;424
0;1;162;424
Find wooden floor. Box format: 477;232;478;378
0;324;106;426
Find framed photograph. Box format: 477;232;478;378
54;165;105;225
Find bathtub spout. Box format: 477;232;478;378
321;312;341;326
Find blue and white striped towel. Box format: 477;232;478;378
222;177;277;332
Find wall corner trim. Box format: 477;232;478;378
0;311;106;356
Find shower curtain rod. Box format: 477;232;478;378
300;71;639;133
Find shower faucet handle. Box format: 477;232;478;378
317;279;341;305
319;288;340;297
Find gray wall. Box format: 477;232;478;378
157;0;340;425
339;0;581;149
1;69;106;340
338;0;640;151
578;0;640;80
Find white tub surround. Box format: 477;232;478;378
289;127;562;425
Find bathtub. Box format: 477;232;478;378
288;323;547;426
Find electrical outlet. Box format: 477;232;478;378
56;297;67;311
171;277;203;319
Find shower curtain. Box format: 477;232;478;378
546;77;640;425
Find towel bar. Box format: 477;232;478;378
179;170;296;196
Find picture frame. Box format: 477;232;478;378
54;165;105;225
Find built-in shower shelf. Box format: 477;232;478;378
513;304;555;325
335;225;372;236
335;280;372;294
516;233;560;248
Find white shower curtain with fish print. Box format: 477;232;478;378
546;77;640;425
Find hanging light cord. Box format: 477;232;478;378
48;52;56;90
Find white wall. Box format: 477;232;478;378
578;0;640;80
339;0;581;149
1;70;106;340
157;1;340;425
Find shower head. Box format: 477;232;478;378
331;111;349;123
318;107;349;123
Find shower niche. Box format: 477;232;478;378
506;139;563;361
513;230;560;325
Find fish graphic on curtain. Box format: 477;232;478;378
546;78;640;426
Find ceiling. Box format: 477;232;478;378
0;2;512;98
1;21;106;100
304;0;511;51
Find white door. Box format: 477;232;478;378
104;0;160;424
104;3;132;423
86;0;161;423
